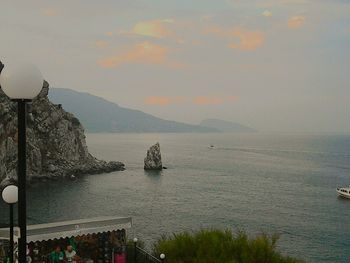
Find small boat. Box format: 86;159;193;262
208;145;215;149
336;186;350;199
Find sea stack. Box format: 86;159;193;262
144;142;163;170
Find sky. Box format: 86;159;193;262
1;0;350;133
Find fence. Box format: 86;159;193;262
126;244;162;263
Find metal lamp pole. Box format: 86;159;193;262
1;184;18;263
17;100;27;263
9;203;14;263
133;238;138;263
0;61;44;263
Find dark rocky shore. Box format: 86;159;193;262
0;80;124;184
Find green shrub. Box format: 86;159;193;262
152;229;304;263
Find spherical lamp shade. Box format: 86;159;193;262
160;254;165;260
0;63;43;100
133;237;138;243
1;184;18;204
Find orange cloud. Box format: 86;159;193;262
98;41;183;68
122;19;174;39
105;31;114;36
227;96;239;102
204;27;264;51
229;30;264;51
145;96;186;105
99;42;167;68
145;97;172;106
194;96;224;105
95;40;109;48
288;16;305;29
41;8;58;17
262;10;272;17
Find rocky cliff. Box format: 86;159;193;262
0;80;124;183
144;143;163;170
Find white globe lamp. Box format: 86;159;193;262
0;63;43;100
1;184;18;204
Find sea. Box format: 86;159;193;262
1;133;350;263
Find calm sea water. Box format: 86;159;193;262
1;133;350;262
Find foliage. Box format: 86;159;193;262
152;229;304;263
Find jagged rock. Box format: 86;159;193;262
0;74;125;183
144;142;163;170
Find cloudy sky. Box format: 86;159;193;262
1;0;349;132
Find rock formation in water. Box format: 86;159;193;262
0;75;124;183
144;142;163;170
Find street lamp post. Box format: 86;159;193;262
133;237;138;263
160;253;165;263
0;62;43;263
1;184;19;263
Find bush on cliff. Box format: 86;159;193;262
152;229;304;263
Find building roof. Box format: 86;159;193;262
0;216;132;243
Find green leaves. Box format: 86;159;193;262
152;229;304;263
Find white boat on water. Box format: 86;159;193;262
336;186;350;199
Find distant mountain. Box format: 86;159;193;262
200;119;257;132
49;88;218;133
